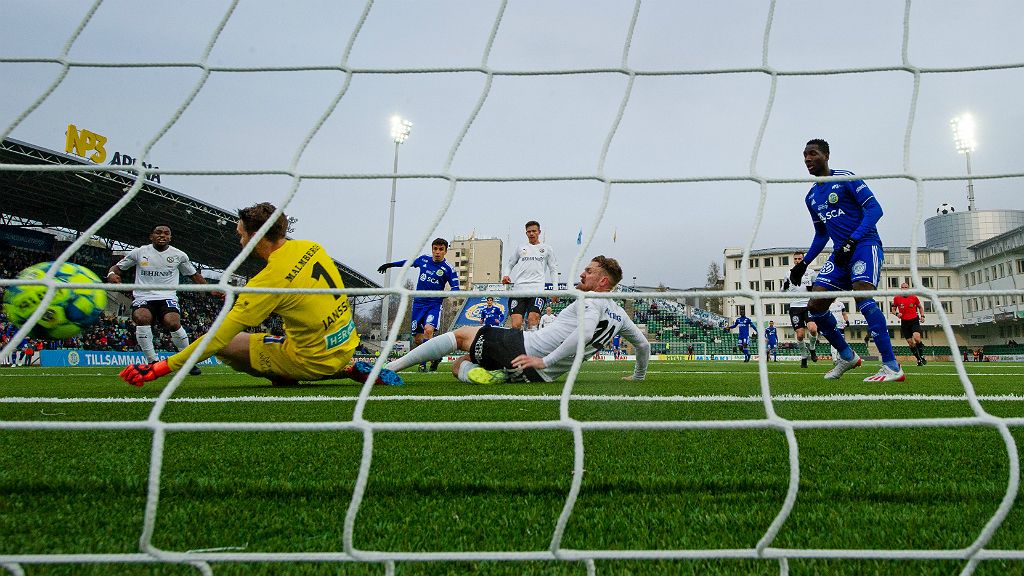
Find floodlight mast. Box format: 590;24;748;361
950;113;977;211
381;115;413;341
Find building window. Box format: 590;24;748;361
781;256;790;266
750;259;759;268
941;301;952;313
765;303;776;315
1017;259;1024;274
764;280;775;291
734;282;742;290
921;277;934;288
970;271;977;285
923;301;934;313
888;277;900;288
750;281;760;291
735;260;742;269
736;305;746;317
939;276;951;289
764;257;774;267
783;303;791;314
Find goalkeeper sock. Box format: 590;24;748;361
136;325;158;363
457;360;479;383
808;309;853;361
170;327;190;351
386;332;457;372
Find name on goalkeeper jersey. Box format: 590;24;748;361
321;299;351;330
285;244;321;281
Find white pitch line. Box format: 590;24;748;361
3;393;1024;404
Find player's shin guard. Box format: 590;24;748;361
808;309;853;361
170;327;190;351
136;325;158;363
859;298;897;365
386;332;457;372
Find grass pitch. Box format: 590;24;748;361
2;360;1023;575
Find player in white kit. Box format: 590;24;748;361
782;252;819;369
502;220;559;331
107;225;211;375
386;256;650;384
827;299;850;364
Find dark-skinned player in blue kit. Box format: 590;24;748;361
790;139;904;382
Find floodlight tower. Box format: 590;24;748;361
950;113;977;211
381;115;413;340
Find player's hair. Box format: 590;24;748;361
151;224;171;233
431;237;449;249
591;255;622;287
806;138;830;155
525;220;540;230
486;296;493;301
238;202;288;241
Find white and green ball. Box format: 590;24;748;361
2;262;108;338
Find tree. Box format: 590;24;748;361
704;261;724;315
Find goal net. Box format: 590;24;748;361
2;1;1023;575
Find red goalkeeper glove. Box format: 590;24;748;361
120;360;171;387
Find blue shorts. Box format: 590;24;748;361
814;243;883;291
410;300;443;334
737;337;750;346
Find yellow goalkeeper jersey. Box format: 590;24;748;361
167;239;359;372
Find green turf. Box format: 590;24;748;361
1;360;1023;575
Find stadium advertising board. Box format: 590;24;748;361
41;349;223;367
65;123;162;183
452;295;510;329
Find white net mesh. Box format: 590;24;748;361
2;1;1024;574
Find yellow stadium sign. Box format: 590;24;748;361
65;123;107;163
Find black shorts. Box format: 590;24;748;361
469;325;544;383
900;318;922;339
789;306;809;330
508;296;545;318
132;298;182;323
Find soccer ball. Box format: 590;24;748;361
2;262;108;338
936;203;956;215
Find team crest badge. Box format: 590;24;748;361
167;256;174;263
820;261;835;275
436;269;444;276
852;260;867;275
791;316;799;325
828;192;839;204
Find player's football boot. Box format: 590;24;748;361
863;364;906;382
467;367;507;385
347;361;404;386
188;366;202;376
823;352;862;380
800;358;808;369
418;363;428;372
809;347;818;362
429;359;441;372
269;376;299;387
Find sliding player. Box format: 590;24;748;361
386;256;649;384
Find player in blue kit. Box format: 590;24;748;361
378;238;460;372
725;311;757;362
764;320;779;362
789;139;904;382
479;296;505;327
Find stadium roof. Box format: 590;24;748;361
0;138;379;294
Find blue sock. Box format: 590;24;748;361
808;308;854;361
859;298;899;369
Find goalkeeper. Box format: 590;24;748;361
120;202;402;388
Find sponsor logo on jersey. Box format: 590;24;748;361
819;262;835;275
828;192;839;203
817;208;847;223
831;184;841;190
855;184;866;192
852;260;867;275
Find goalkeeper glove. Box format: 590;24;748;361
834;238;857;267
376;263;392;274
120;360;171;387
789;260;808;286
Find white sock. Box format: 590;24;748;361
457;361;479;383
136;325;158;362
387;332;457;372
171;327;190;351
798;339;808;359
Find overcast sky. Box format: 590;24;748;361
3;0;1023;289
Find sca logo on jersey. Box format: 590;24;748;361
817;208;847;223
828;192;839;203
419;273;443;285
